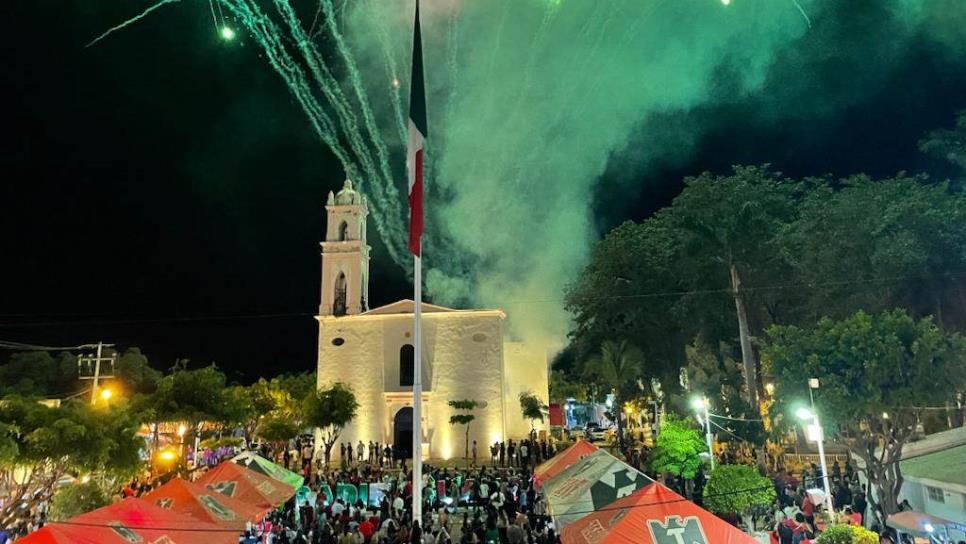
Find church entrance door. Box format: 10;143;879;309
393;407;413;459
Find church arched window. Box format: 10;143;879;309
338;220;349;241
333;272;347;316
399;344;415;387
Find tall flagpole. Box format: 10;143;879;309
413;254;422;525
407;0;426;526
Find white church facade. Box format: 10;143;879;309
316;180;549;460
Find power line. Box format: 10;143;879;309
2;268;966;328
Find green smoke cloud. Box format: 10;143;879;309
337;0;963;347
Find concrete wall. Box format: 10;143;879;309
317;309;518;461
503;342;549;440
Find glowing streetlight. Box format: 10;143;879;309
691;397;714;470
721;0;731;5
765;383;775;396
220;26;235;41
100;388;113;401
158;449;176;462
796;406;833;513
176;424;187;437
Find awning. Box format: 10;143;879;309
887;510;958;538
145;477;271;530
560;482;759;544
197;461;295;509
18;498;232;544
231;451;304;489
534;439;599;484
542;449;653;527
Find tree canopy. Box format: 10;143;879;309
648;414;707;479
764;308;966;519
0;398;143;522
304;382;358;465
702;464;776;530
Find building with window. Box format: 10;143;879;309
315;180;549;461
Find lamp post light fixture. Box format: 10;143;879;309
100;388;113;401
795;407;834;513
691;397;714;470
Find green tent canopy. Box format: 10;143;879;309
231;451;304;490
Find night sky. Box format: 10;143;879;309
2;1;965;381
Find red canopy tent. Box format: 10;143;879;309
560;482;758;544
145;477;271;531
534;439;598;484
197;461;294;509
18;497;233;544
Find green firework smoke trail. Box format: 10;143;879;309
89;0;966;347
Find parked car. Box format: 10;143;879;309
586;425;609;442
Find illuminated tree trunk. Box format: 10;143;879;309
730;263;759;409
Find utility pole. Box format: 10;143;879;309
78;341;115;404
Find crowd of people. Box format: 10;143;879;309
233;435;563;544
239;455;561;544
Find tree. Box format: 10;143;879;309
303;382;358;466
0;398;143;524
255;416;300;458
564;218;693;390
225;373;316;445
582;340;645;448
780;174;966;330
448;399;481;460
49;480;109;521
549;370;587;404
133;364;237;466
919;110;966;173
0;351;77;398
764;309;966;522
114;347;162;394
518;392;547;438
664;166;800;409
703;464;776;531
679;338;765;447
649;414;707;479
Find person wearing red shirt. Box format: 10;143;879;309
801;494;815;523
358;518;375;542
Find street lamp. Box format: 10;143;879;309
100;388;113;401
795;407;834;513
691;398;714;470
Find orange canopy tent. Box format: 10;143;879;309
145;477;272;531
18;498;233;544
534;439;598;484
560;482;758;544
197;460;294;509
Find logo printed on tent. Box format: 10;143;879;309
199;494;237;520
154;498;174;509
108;521;143;543
590;468;649;508
579;519;607;544
646;515;709;544
150;537;176;544
207;480;238;497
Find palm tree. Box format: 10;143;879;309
582;340;645;451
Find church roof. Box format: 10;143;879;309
361;299;503;317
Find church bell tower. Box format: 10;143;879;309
320;179;370;316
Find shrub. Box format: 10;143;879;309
49;480;109;521
816;525;855;544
